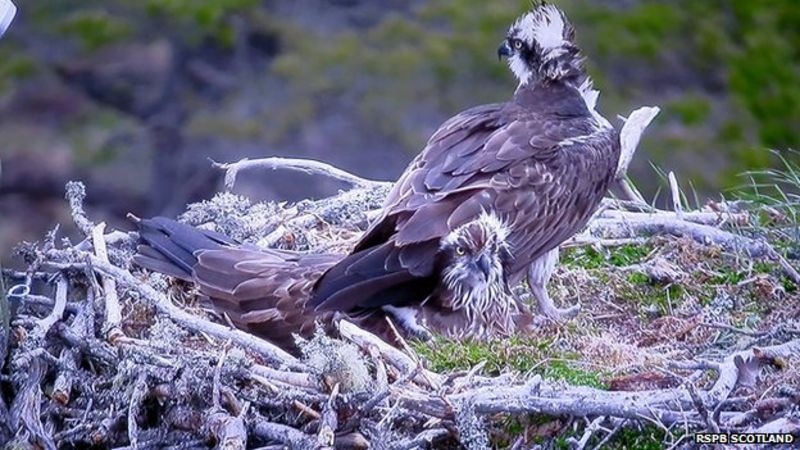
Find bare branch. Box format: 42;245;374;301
65;181;94;236
92;223;124;343
212;157;391;191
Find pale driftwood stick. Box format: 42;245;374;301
391;428;451;450
32;274;68;340
597;210;750;227
586;216;772;256
616;178;647;205
212;157;391;191
86;257;301;368
250;365;318;390
317;383;339;447
53;321;118;367
616;106;660;180
9;359;55;450
613;106;659;204
51;347;78;405
76;230;135;252
668;172;684;219
251;418;316;448
17;294;79;313
92;223;124;343
572;416;606;450
338;320;444;387
769;248;800;286
206;410;247;449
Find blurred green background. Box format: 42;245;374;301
1;0;799;262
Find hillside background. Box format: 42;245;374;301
1;0;799;264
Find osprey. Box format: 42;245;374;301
133;213;530;351
311;4;619;321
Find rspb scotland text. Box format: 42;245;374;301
695;432;796;445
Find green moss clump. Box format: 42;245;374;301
58;10;133;50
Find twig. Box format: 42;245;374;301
768;247;800;286
338;320;443;387
390;428;450;450
590;419;625;450
668;172;684;219
65;181;94;236
685;382;719;433
251;418;316;448
92;222;124;343
212;157;390;191
572;416;606;450
317;383;339;447
586;216;772;257
32;273;68;339
212;342;231;410
128;373;149;450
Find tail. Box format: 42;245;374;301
132;216;237;281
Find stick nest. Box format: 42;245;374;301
2;177;799;450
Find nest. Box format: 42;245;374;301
2;159;800;449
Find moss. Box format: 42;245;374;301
413;335;553;374
414;336;608;390
58;10;133;50
542;360;608;389
627;272;650;285
666;95;711;126
605;425;669;450
562;244;653;270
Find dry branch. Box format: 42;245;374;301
92;222;125;343
212;157;391;191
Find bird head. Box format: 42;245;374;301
498;3;583;86
439;212;511;297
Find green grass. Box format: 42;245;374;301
561;244;653;270
413;336;608;389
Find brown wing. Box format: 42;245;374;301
193;247;340;349
313;85;620;311
311;103;509;312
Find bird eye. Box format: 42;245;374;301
513;39;523;50
455;246;466;256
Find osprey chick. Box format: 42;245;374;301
133;213;527;351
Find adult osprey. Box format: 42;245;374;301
134;213;529;351
311;4;619;321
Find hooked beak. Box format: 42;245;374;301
497;40;513;60
476;254;492;281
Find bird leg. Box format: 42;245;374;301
530;283;580;322
382;305;432;342
527;249;580;322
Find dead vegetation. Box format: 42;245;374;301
1;157;799;449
